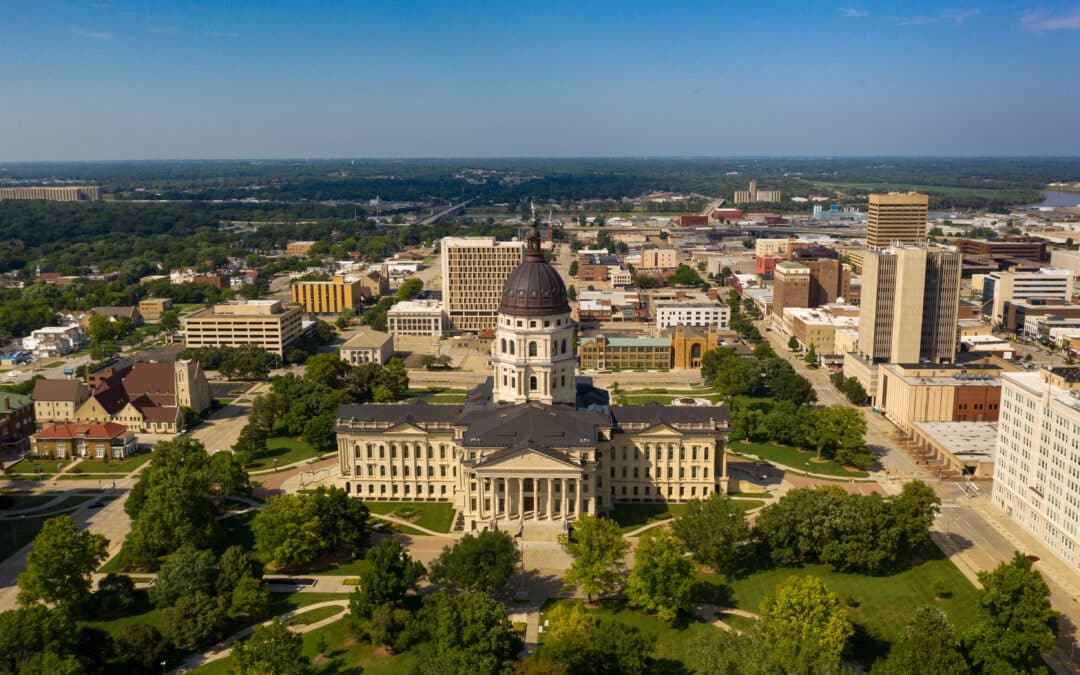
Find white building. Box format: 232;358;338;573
440;236;524;332
22;325;87;358
339;329;394;365
985;268;1074;328
387;300;445;337
654;302;730;330
994;367;1080;570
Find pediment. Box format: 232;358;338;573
384;422;429;435
477;446;580;472
635;423;682;436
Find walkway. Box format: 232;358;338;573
173;599;350;673
691;604;759;633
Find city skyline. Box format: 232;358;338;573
3;0;1080;160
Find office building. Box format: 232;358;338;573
291;275;365;314
339;329;394;365
579;335;672;371
335;227;730;529
994;367;1080;570
772;262;811;317
654;302;730;330
387;300;445;337
983;268;1074;329
181;300;303;357
733;179;781;204
440;236;524;332
783;306;860;354
866;192;929;250
877;363;1003;435
638;247;679;271
0;186;100;202
956;237;1046;262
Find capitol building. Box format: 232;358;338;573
334;227;730;530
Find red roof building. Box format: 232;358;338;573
30;422;137;460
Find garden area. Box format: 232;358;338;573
246;436;323;471
362;501;456;533
72;452;154;474
400;387;468;404
729;440;870;478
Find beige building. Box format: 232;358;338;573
32;380;90;427
441;236;524;332
755;238;792;257
335;227;730;530
286;241;316;256
866;192;929;249
876;363;1003;435
291;275;365;314
340;329;394;365
138;297;173;318
910;421;997;478
387;300;445;337
182;300;303;357
783;306;859;354
639;247;678;270
0;186;100;201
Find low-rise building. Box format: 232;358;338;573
29;422;136;460
0;393;34;452
287;241;316;256
340;329;394;365
910;421;997;478
22;325;87;358
386;300;445;337
876;363;1004;435
360;270;390;298
182;300;303;357
578;335;672;371
32;379;90;427
91;306;143;327
291;275;366;314
654;302;730;330
783;306;860;354
138;297;173;317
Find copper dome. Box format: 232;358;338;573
498;226;571;317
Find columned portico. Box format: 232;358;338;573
469;469;587;526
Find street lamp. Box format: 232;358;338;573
804;462;809;477
273;458;279;472
161;660;166;675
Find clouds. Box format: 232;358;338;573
71;27;115;40
897;8;981;26
1021;10;1080;31
841;8;868;18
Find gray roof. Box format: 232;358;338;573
611;403;730;427
459;402;611;449
336;400;463;426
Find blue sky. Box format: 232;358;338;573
2;0;1080;160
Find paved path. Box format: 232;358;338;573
173;599;350;673
691;604;759;633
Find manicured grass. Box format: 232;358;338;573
7;458;67;474
719;555;979;664
75;453;153;474
287;605;346;626
400;387;467;403
0;494;60;511
0;499;94;560
729;441;869;478
362;501;456;533
620;395;677;405
539;599;717;673
41;360;66;368
611;502;689;533
248;437;320;471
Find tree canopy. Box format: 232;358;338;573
428;529;521;594
560;515;629;603
626;529;695;623
350;540;425;619
17;515;108;610
230;620;309;675
671;492;751;576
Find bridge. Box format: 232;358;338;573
417;198;477;225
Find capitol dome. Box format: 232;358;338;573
498;226;570;317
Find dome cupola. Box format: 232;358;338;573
498;226;570;316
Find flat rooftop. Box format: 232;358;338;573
914;421;998;461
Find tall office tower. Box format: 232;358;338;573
771;262;811;317
857;246;961;364
866;193;929;249
994;367;1080;569
441;236;524;332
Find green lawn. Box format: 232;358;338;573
539;599;718;673
287;605;346;626
7;458;67;474
41;360;66;368
400;387;467;404
620;395;677;405
719;554;979;664
729;441;869;478
0;497;96;560
362;501;456;533
74;453;153;474
0;494;60;511
248;437;320;471
193;614;421;675
612;499;764;534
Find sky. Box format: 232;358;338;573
2;0;1080;160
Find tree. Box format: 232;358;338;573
396;278;423;301
567;285;577;301
15;651;84;675
94;573;138;614
230;620;309;675
302;413;337;452
872;606;968;674
560;514;628;603
309;486;369;551
964;552;1058;674
114;623;168;674
148;546;218;609
0;605;77;674
350;540;425;618
804;343;818;367
251;494;322;570
89;339;119;361
672;493;751;575
228;576;271;621
541;603;655;675
17;515;108;610
86;314;115;342
759;575;853;667
304;353;350;389
233;421;269;462
569;260;579;276
803;405;868;463
217;545;264;596
428;529;521;594
208;451;252;498
626;529;694;623
711;353;754;402
787;335;800;351
163;591;229;651
159;310;180;332
405;591;522;675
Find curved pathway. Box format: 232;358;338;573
369;512;457;539
692;603;759;633
173;599;350;673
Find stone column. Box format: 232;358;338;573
518;477;525;518
478;475;485;518
560;477;567;518
546;478;554;519
575;477;583;516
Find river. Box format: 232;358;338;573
1023;190;1080;208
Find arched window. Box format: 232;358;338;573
509;341;515;355
500;338;507;353
528;341;537;357
529;375;538;391
562;339;568;354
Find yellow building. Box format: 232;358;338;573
291;275;365;314
867;192;928;250
286;241;316;256
669;325;722;369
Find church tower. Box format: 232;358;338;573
492;226;577;405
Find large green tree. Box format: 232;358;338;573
230;620;309;675
964;552;1058;674
148;546;218;609
758;575;853;667
163;592;229;651
428;529;521;594
405;591;522;675
540;603;655;675
560;515;629;603
114;623;168;674
0;605;77;674
871;605;968;674
251;493;322;570
350;540;425;618
802;405;870;466
626;529;694;623
672;492;751;575
17;515;108;610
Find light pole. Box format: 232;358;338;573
161;659;166;674
804;462;809;477
273;458;278;473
